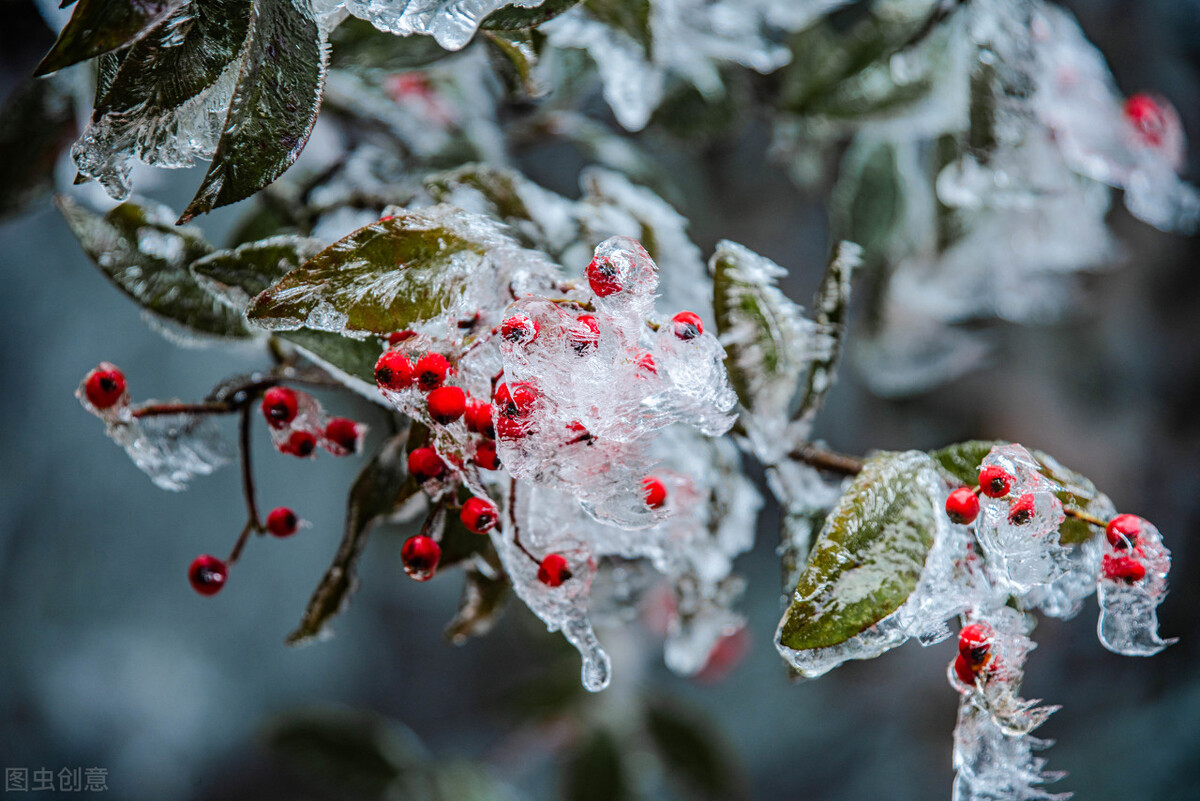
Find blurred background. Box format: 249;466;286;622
1;0;1198;798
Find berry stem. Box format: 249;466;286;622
547;298;594;311
507;480;540;566
1062;506;1108;529
788;443;865;476
131;401;235;418
238;403;263;535
227;520;255;565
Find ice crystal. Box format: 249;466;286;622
1096;517;1176;656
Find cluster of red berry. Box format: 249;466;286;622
953;622;996;687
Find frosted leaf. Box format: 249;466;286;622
711;240;827;464
539;0;790;131
77;384;235;491
1096;517;1176;656
340;0;547;50
974;445;1068;595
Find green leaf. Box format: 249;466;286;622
191;235;326;309
563;729;629;801
424;165;534;226
830;138;903;273
778;451;938;652
480;0;580;31
180;0;330;221
280;329;383;387
484;28;546;97
645;700;742;801
330;16;453;73
268;707;425;798
583;0;651;55
94;0;252;119
710;240;812;451
930;441;1110;546
287;433;419;645
0;77;77;217
793;241;861;432
57;196;253;340
247;205;554;336
444;567;510;645
35;0;181;76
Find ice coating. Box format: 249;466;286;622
1096;516;1176;656
339;0;546;50
973;445;1068;594
952;703;1067;801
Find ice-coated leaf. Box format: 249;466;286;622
484;28;546;96
794;241;860;434
288;433;419;645
710;239;816;462
830;138;904;272
330;17;453;74
35;0;181;76
0;77;77;217
480;0;579;30
777;451;938;652
444;567;510;645
57;196;253;340
180;0;330;221
931;441;1108;546
339;0;551;50
191;236;327;309
246;204;558;336
644;700;740;801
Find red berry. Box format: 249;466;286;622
586;255;623;297
281;430;317;458
460;497;499;534
979;466;1013;498
958;623;993;665
643;477;667;509
671;311;703;340
188;555;227;596
945;487;980;525
1007;493;1035;526
407;446;445;482
465;399;495;438
636;352;658;376
84;364;126;409
1103;554;1147;584
375;351;415;391
261;386;298;428
568;315;600;354
415;353;451;392
266;507;299;538
427;385;466;424
475;440;500;470
494;381;539;418
495;415;530;440
537;553;572;587
1124;94;1169;147
324;417;362;455
500;313;539;346
954;654;977;686
402;535;441;581
1105;514;1144;550
386;330;416;346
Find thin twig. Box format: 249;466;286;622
788;444;866;476
131;401;235;418
238;404;262;533
1062;506;1108;529
507;480;540;565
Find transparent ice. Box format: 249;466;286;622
337;0;546;50
1096;517;1176;656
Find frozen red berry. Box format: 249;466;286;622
643;477;667;509
324;417;362;455
427;385;466;424
537;553;572;587
375;351;414;391
281;430;317;458
415;353;451;392
84;364;126;409
460;497;499;534
568;314;600;354
1124;94;1169;148
1007;493;1035;526
266;506;299;538
261;386;298;429
465;399;495;438
586;255;623;297
979;466;1013;498
407;446;445;482
945;487;980;525
636;352;658;376
954;654;978;686
386;330;416;346
958;623;993;666
401;535;441;582
495;415;529;440
494;381;539;419
1102;554;1147;584
500;313;539;346
1105;514;1144;550
188;555;227;596
475;440;500;470
671;311;703;340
